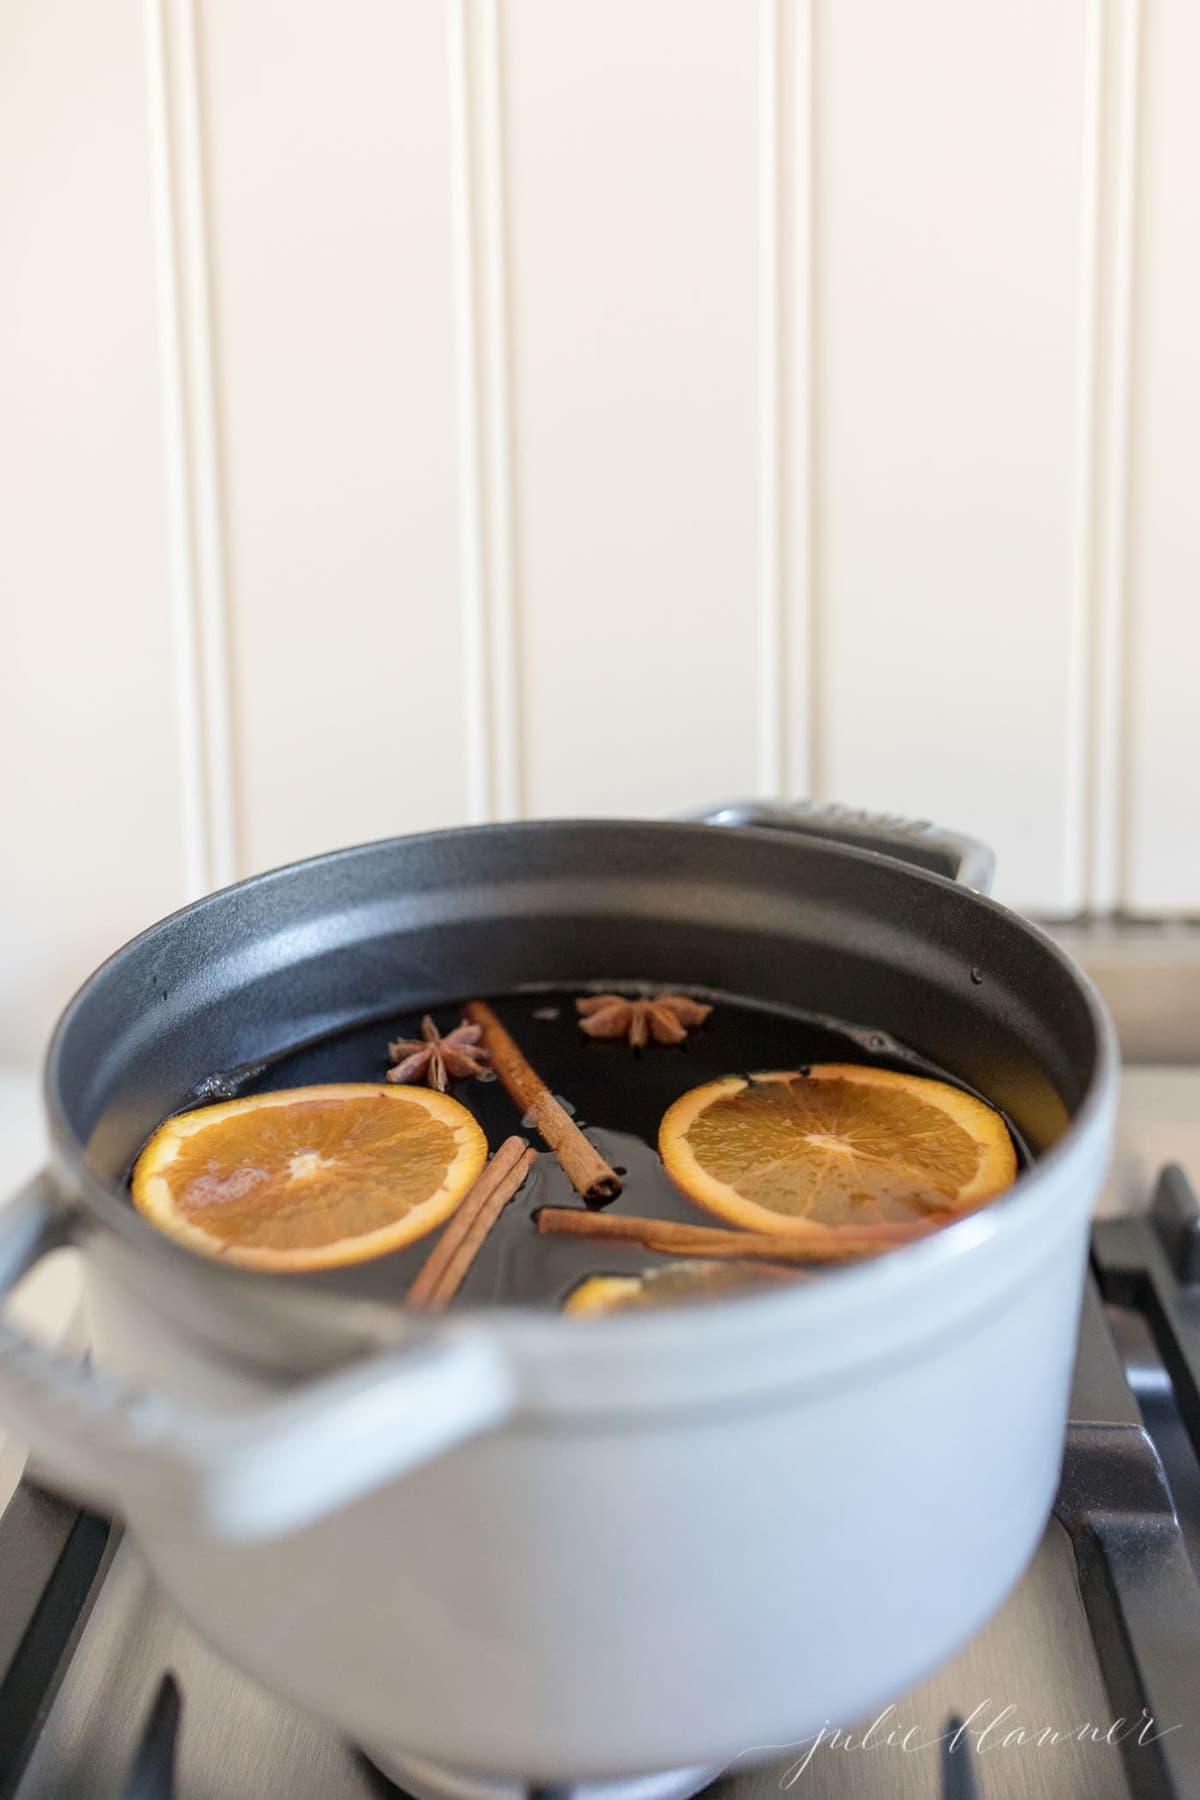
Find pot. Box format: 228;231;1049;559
0;804;1117;1781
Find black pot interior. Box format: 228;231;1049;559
52;822;1103;1217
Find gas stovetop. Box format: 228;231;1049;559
1;1164;1200;1800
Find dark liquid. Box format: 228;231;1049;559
138;989;1030;1311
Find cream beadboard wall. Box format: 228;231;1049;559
2;0;1198;1074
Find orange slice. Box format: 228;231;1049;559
131;1084;487;1272
564;1260;800;1316
658;1064;1016;1236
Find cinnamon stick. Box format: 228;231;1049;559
409;1135;535;1309
536;1206;940;1265
464;999;623;1202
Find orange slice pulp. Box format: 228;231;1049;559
658;1064;1017;1237
564;1259;801;1316
131;1083;487;1272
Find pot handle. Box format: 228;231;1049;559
0;1174;515;1543
687;800;995;895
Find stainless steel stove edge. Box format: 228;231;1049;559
1048;919;1200;1065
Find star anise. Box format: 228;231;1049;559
576;992;713;1049
387;1016;490;1091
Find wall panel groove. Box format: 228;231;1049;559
787;0;817;801
143;0;240;892
1070;0;1143;915
448;0;523;822
1065;0;1105;915
756;0;784;797
447;0;493;823
476;0;524;818
1095;0;1141;911
1121;0;1198;911
761;0;817;805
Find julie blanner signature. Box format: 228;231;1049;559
735;1702;1180;1785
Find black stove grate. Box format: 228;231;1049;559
122;1676;180;1800
940;1722;981;1800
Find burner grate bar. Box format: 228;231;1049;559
1094;1166;1200;1458
122;1674;181;1800
940;1717;981;1800
1055;1420;1200;1799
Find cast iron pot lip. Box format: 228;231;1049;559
41;817;1120;1345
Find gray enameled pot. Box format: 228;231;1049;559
0;805;1117;1777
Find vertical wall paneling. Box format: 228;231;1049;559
144;0;240;893
477;0;524;818
814;0;1092;913
1062;0;1143;915
448;0;523;822
756;0;783;797
1063;0;1105;916
1123;0;1200;910
0;0;188;1062
503;0;761;820
1097;0;1141;911
196;0;467;873
784;0;817;799
447;0;492;823
1087;0;1142;912
144;0;205;897
9;0;1200;1079
757;0;815;801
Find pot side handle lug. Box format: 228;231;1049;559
0;1173;515;1542
685;800;995;895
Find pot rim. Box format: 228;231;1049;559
41;817;1121;1363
